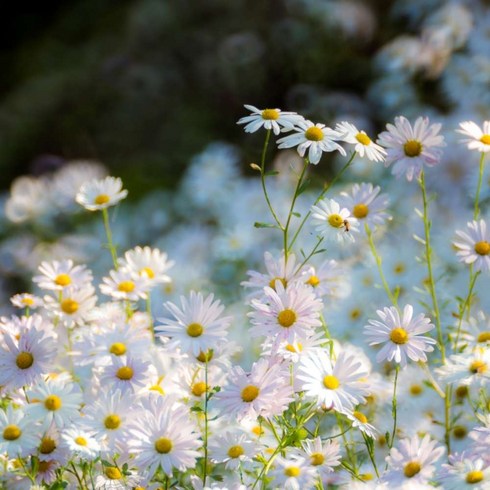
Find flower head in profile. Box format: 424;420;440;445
310;198;359;243
336;121;386;162
377;116;445;181
453;220;490;273
76;176;128;211
364;305;436;367
457;120;490;153
237;104;304;135
277;120;346;164
439;451;490;489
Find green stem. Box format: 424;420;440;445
102;208;118;269
474;152;486;220
294;236;325;276
454;269;480;348
362;432;380;478
388;365;399;450
444;385;452;455
202;360;210;487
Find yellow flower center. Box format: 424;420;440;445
355;132;372;145
22;297;35;306
94;194;110;205
38;461;53;473
61;298;79;314
39;437;56;454
310;452;325;466
116;366;134;380
150;385;165;395
403;140;423;157
104;414;121;430
109;342;127;356
469;360;487;374
261;109;279;120
16;352;34;369
452;425;467;439
227;445;244;458
54;273;72;287
140;267;155;279
191;382;208;397
269;277;287;289
477;332;490;343
390;327;409;345
360;473;374;481
466;470;484;484
75;436;87;446
3;425;21;441
350;308;361;320
306;275;320;287
404;461;421;478
305;126;324;141
353;203;369;219
187;322;204;337
480;135;490;145
196;349;214;363
44;395;62;411
410;384;423;396
284;466;301;477
241;385;260;402
277;309;297;328
455;385;468;398
323;375;340;390
285;342;303;353
105;467;122;480
154;437;173;454
353;411;368;424
328;213;344;228
118;281;135;293
474;241;490;256
394;263;405;274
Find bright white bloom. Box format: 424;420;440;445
249;281;323;343
310;198;359;243
336;122;386;162
270;454;317;490
439;452;490;489
457;121;490;153
37;425;71;465
76;176;128;211
342;408;378;438
436;348;490;386
61;427;100;460
299;437;341;479
44;285;97;326
100;269;151;301
10;293;43;310
277;119;346;164
118;246;174;285
364;305;436;367
300;260;350;300
129;396;201;478
34;259;93;291
94;465;140;489
0;405;39;457
237;104;304;135
383;434;445;487
377;116;445;181
208;430;258;470
339;182;391;231
297;349;370;411
97;355;152;395
454;220;490;272
156;291;231;356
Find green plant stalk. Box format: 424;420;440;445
474;152;486;220
102;207;119;269
362;432;380;478
202;360;210;487
388;365;399;450
454;268;480;348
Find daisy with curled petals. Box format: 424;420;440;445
248;281;323;344
213;357;293;421
453;220;490;273
0;315;56;390
297;349;369;411
299;437;341;480
33;259;93;291
377;116;445;181
76;176;128;211
336;121;386;162
439;452;490;489
364;305;436;367
118;246;174;285
155;291;231;357
0;405;39;457
270;454;317;490
310;198;359;243
10;293;43;311
100;269;151;301
129;395;201;478
277;119;346;164
457;120;490;153
237;104;304;135
383;434;444;488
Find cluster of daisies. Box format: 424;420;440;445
1;106;490;490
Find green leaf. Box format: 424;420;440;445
254;222;279;229
291;211;301;218
264;170;279;176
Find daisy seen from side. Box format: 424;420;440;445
118;246;174;285
336;121;386;162
76;176;128;211
237;104;304;135
453;220;490;273
457;120;490;153
33;259;93;291
439;452;490;489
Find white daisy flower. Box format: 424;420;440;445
435;348;490;387
118;246;174;285
299;437;341;479
277;119;346;164
310;198;359;243
10;293;43;310
100;269;151;301
237;104;304;135
94;465;140;489
249;281;323;344
457;120;490;153
339;182;392;231
76;176;128;211
383;434;445;487
377;116;445;181
61;427;100;460
35;459;60;485
336;121;387;162
37;425;71;465
342;408;378;438
208;430;258;470
0;405;40;457
297;349;369;411
26;378;83;430
270;454;317;490
33;259;93;291
439;452;490;489
364;305;436;367
0;315;57;390
454;310;490;350
129;395;201;478
155;291;231;356
453;220;490;273
300;260;350;300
